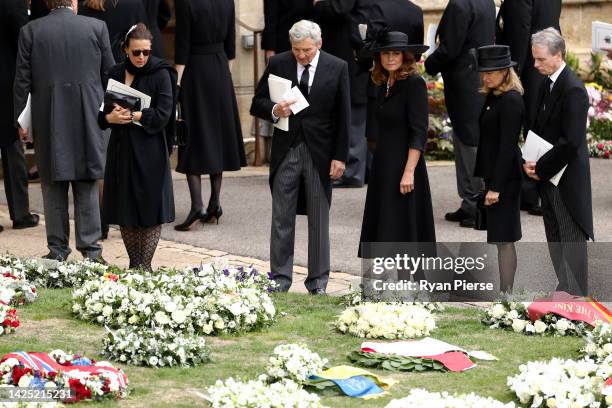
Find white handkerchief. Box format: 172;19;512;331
18;94;32;130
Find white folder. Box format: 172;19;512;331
268;74;292;131
522;130;567;186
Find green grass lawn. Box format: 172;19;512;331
0;290;584;407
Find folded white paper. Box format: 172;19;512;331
425;24;438;56
268;74;292;131
522;130;567;186
282;86;309;115
18;94;32;130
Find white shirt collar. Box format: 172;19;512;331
299;50;320;71
549;62;566;86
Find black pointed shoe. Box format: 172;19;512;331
174;209;207;231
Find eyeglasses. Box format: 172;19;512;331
131;49;151;57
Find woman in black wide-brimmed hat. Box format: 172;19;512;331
472;45;524;293
358;31;436;274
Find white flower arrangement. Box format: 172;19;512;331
385;388;515;408
0;273;36;307
206;377;325;408
265;344;327;384
72;263;276;337
0;302;19;336
102;326;210;367
582;322;612;363
507;357;610;407
482;300;589;337
335;302;436;339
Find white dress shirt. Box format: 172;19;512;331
548;62;566;91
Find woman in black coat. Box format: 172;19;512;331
99;23;176;271
473;45;524;292
173;0;246;231
359;32;436;276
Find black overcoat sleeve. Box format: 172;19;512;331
174;0;191;65
224;1;236;60
424;0;469;75
13;25;32;127
140;70;174;134
333;61;351;162
488;92;523;192
250;58;277;121
501;0;532;74
405;76;428;152
261;0;278;51
314;0;356;18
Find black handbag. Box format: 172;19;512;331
475;191;488;231
103;91;141;114
175;100;187;147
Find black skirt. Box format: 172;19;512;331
176;53;246;175
486;179;522;243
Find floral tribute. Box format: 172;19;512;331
582;323;612;363
265;344;327;384
206;377;325;408
385;388;515;408
589;140;612;159
0;350;128;403
482;300;589;337
0;303;20;336
335;303;436;339
507;357;610;408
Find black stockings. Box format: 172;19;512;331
120;225;162;271
497;243;517;293
186;173;223;212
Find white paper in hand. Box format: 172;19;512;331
522;130;567;186
282;86;310;115
268;74;293;131
18;94;32;130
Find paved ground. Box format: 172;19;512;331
1;159;611;298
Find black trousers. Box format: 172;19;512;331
1;138;30;222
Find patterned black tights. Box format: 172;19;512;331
120;225;162;271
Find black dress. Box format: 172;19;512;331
359;75;436;255
78;0;148;62
174;0;246;175
98;58;175;228
474;90;523;243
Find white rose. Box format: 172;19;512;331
18;375;32;388
102;305;113;317
508;310;519;320
92;303;104;312
214;319;226;330
525;323;535;334
148;356;159;366
128;315;139;325
603;343;612;353
171;309;188;324
512;319;527;333
164;302;177;313
534;320;547;334
155;311;170;325
546;398;556;408
555;319;570;332
96;316;105;323
72;304;81;312
490;304;506;319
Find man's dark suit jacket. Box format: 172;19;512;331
533;65;594;240
250;50;350;214
496;0;561;128
0;0;28;148
424;0;495;146
367;0;424;53
261;0;315;53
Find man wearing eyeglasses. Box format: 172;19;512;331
14;0;114;262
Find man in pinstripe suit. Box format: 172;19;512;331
250;20;350;294
524;28;593;296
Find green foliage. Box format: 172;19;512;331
589;118;612;141
566;50;581;74
347;350;448;372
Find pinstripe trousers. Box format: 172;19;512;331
271;142;330;292
540;182;588;296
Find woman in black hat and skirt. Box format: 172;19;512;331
359;32;436;273
473;45;524;292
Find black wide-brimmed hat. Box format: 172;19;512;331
370;31;429;55
470;45;518;72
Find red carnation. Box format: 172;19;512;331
598;143;605;150
68;378;92;402
427;83;435;90
10;319;19;328
11;366;32;385
605;151;610;158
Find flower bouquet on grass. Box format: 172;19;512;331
582;323;612;363
335;303;436;339
206;377;324;408
340;284;445;312
589;140;612;159
0;302;19;335
347;351;447;373
265;344;328;384
482;300;589;337
507;357;610;407
102;326;210;367
0;350;128;403
0;273;36;307
385;388;515;408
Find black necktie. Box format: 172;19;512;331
542;77;553;111
299;64;311;97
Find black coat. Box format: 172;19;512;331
424;0;496;146
360;75;435;248
531;66;593;240
367;0;424;52
30;0;49;20
495;0;561;129
250;50;350;215
142;0;172;58
98;59;175;227
313;0;371;104
261;0;315;53
0;0;28;148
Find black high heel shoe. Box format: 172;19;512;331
174;209;207;231
203;205;223;224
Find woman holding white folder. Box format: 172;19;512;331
99;23;176;271
473;45;524;293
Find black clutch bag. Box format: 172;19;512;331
175;100;187;147
475;191;488;231
103;91;141;114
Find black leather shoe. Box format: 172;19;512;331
445;208;470;222
0;225;3;233
203;205;223;224
42;252;67;262
13;213;40;229
174;209;207;231
527;206;543;216
460;217;476;228
332;180;363;188
309;288;326;295
90;256;107;265
101;223;109;240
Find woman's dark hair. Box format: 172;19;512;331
123;23;153;48
83;0;106;11
44;0;72;9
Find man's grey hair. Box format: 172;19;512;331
289;20;322;45
531;27;566;58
